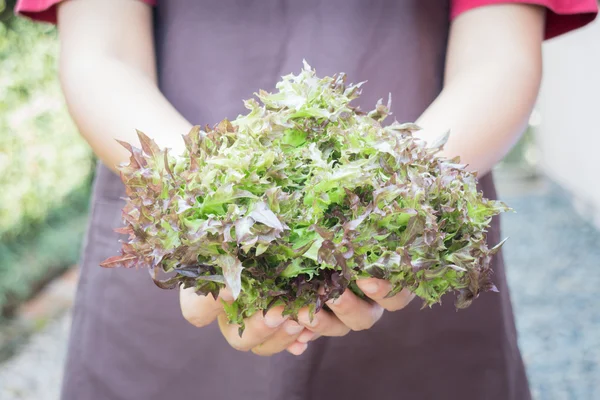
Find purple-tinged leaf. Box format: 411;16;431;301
164;150;176;181
152;276;180;290
343;204;373;232
489;237;508;255
249;202;284;231
102;62;509;324
215;255;243;299
235;217;254;244
116;139;147;169
100;254;139;269
426;130;450;150
114;226;133;236
309;224;334;241
344;188;361;211
136;129;161;157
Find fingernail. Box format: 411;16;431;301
360;280;379;294
284;322;304;335
288;342;308;356
264;313;287;328
297;330;315;343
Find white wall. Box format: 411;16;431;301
535;18;600;227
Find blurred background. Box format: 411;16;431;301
0;3;598;399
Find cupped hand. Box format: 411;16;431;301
289;278;414;354
179;278;414;357
180;286;315;356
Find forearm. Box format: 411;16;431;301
416;4;544;176
60;58;191;174
57;0;191;174
416;60;541;175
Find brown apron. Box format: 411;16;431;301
61;1;531;398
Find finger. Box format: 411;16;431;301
297;308;351;337
180;286;233;328
296;329;320;344
356;278;415;311
251;320;304;356
285;330;321;356
286;341;308;356
218;306;288;352
325;289;384;331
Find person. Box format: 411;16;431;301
15;0;598;399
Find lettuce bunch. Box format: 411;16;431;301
101;62;508;325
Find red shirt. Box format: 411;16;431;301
15;0;598;39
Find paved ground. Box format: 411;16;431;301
500;181;600;400
0;315;70;400
0;178;598;400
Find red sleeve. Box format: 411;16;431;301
15;0;157;24
451;0;598;39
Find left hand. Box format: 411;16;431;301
180;278;413;357
286;278;415;355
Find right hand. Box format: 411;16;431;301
179;286;317;356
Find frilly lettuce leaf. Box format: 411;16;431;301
101;61;510;328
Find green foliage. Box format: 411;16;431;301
0;16;94;313
0;17;93;240
104;62;509;328
0;183;91;315
0;1;11;22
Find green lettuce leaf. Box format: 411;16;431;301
101;61;510;328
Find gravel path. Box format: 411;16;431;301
0;315;70;400
0;180;598;400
